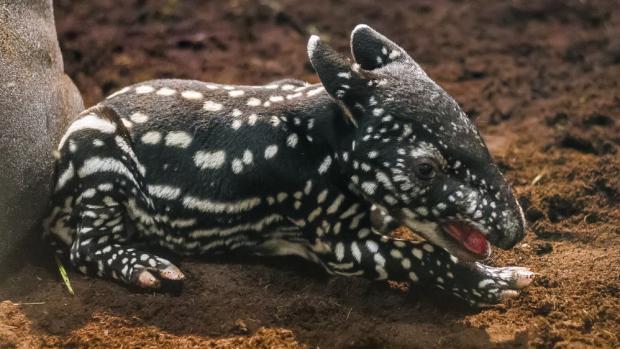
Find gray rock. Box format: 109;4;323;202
0;0;83;272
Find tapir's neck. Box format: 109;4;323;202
270;84;360;195
281;85;353;154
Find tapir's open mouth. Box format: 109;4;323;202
442;222;491;259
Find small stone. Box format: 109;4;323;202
584;212;599;224
525;207;544;222
534;242;553;255
233;319;249;334
534;301;553;316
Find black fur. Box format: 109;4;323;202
44;25;533;306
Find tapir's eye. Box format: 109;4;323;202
413;157;440;180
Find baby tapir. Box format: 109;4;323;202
44;25;533;306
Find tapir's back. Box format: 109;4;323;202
98;79;323;202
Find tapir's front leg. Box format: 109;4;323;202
319;231;533;306
297;192;533;306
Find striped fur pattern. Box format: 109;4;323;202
44;25;533;306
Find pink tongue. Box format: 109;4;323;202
463;230;488;255
444;222;489;256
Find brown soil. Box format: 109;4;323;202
1;0;619;348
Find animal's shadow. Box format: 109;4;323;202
2;243;528;348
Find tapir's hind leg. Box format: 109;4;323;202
50;105;184;288
70;199;185;288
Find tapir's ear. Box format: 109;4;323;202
350;24;413;70
308;35;373;125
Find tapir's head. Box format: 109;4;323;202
308;25;525;261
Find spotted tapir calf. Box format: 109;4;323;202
44;25;533;306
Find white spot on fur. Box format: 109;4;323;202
478;279;494;288
203;101;223;112
156;87;176;96
326;194;344;214
402;258;411;269
129;111;149;124
286;133;298;148
123;119;137;131
232;159;243;174
98;183;113;191
81;188;96;199
270;115;281;127
374;253;386;267
246;97;261;106
304;180;312;194
286;92;303;100
242;149;253;165
307;87;324;97
141;131;162;144
194;150;226;169
389;50;401;60
335;243;345;262
423;243;434;252
318;155;332;174
181;90;203;100
277;192;288;202
412;248;423;260
361;181;377;195
366;240;379;253
165;131;192;148
308;207;322;222
229;90;245;97
416;207;429;216
269;95;284;102
135;85;155;94
264;145;278;159
351;242;362;263
337;72;351;79
317;190;328;204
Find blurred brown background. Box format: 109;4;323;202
1;1;618;348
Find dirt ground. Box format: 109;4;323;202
1;0;619;348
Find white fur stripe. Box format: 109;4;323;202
147;185;181;200
190;214;282;238
77;157;138;186
182;195;261;214
58;113;117;150
55;162;75;192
